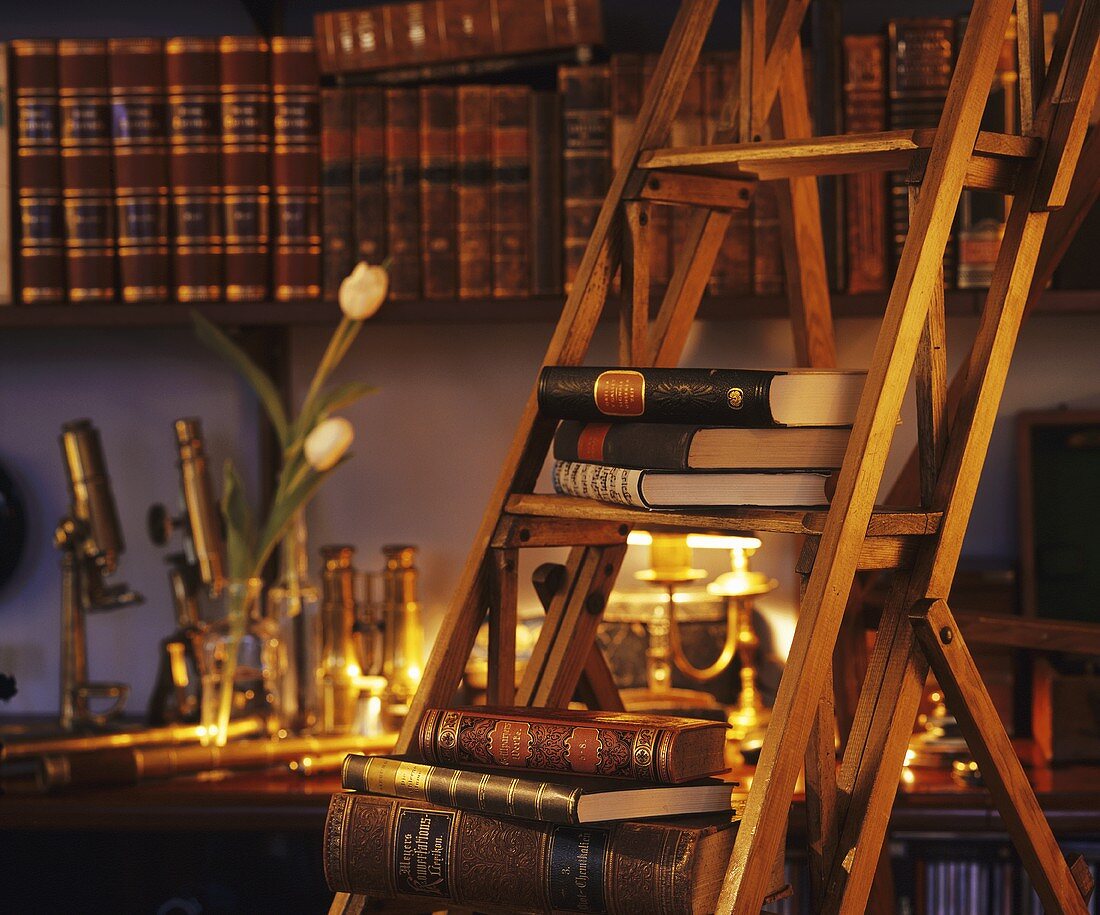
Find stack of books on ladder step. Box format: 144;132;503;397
323;704;792;913
540;366;866;509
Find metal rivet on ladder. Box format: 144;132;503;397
585;593;606;615
618;524;629;536
739;188;750;200
939;626;954;644
648;178;661;191
519;529;531;542
639;211;648;226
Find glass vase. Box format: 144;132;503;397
199;577;275;747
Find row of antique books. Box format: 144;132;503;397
7;35;321;306
322;704;775;913
539;366;864;509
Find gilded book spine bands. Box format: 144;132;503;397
456;85;492;299
220;36;270;302
13;39;66;303
108;38;169;303
166;37;223;303
353;86;386;266
417;708;677;783
59;39;115;303
419;85;457;300
321;88;354;301
342;755;581;824
323;794;701;913
384;87;420;300
490;85;530;298
271;37;321;301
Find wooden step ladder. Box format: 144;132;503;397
332;0;1100;912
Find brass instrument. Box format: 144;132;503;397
318;544;359;734
56;419;144;730
380;544;424;723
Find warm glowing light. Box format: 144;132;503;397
346;662;362;678
627;530;762;552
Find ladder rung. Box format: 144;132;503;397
507;493;941;537
638;129;1040;186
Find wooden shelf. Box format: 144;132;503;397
0;289;1096;328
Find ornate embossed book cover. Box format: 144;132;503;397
417;706;728;784
323;793;740;914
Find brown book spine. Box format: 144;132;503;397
59;39;115;302
419;85;457;299
491;84;530;298
887;18;956;286
314;0;603;76
384;87;420;299
271;37;320;301
708;51;751;296
166;37;223;303
220;36;270;302
321;88;354;301
324;793;715;914
842;35;889;294
353;86;386;267
108;38;169;303
640;54;670;286
530;90;562;296
456;85;492;299
559;63;610;294
13;39;66;303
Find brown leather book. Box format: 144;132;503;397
271;37;321;302
707;50;751;297
12;39;66;303
321;87;354;301
384;87;420;299
490;85;530;298
108;38;169;303
324;793;740;914
353;86;386;268
529;90;562;297
166;37;223;303
314;0;603;77
842;35;889;294
417;706;728;783
887;18;956;287
58;39;115;303
559;63;610;294
220;36;271;302
419;85;457;299
456;85;492;299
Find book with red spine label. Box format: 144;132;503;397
384;87;420;299
271;36;321;301
166;37;223;303
419;84;457;299
455;85;492;299
490;84;530;298
220;36;270;302
59;38;115;302
108;38;169;303
13;39;66;303
321;87;354;301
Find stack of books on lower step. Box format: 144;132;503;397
539;366;867;510
322;705;782;913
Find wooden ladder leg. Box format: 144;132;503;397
911;600;1089;914
487;549;518;706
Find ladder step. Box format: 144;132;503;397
638;129;1039;188
506;493;941;537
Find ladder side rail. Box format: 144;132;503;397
717;2;1019;910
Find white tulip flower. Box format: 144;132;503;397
304;417;354;471
339;262;389;320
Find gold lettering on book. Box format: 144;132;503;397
593;370;645;417
566;727;602;773
488;720;532;767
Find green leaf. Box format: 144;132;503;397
221;459;258;580
192;310;290;447
298;381;376;438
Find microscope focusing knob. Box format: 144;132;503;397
147;503;179;546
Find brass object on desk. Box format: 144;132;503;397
317;545;360;734
379;544;424;725
56;419;144;730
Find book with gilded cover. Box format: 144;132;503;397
342;755;737;825
220;36;271;302
321;87;354;301
12;39;66;303
420;84;457;299
353;86;386;268
417;706;728;784
271;37;321;301
385;87;420;299
491;85;530;298
456;85;492;298
324;793;741;914
59;39;115;302
166;37;223;302
108;38;169;303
